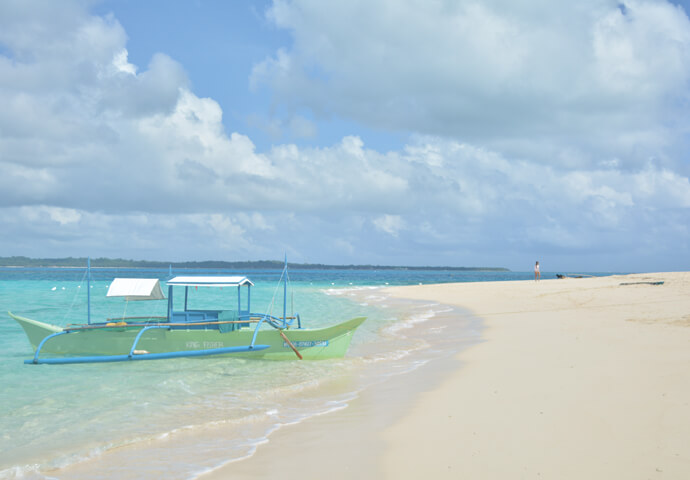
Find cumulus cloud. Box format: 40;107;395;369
0;0;689;270
254;0;690;168
373;214;405;237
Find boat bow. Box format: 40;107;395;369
8;312;62;350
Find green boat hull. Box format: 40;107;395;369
9;312;366;361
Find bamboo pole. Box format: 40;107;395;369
278;329;303;360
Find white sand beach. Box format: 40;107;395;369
382;272;690;479
203;272;690;479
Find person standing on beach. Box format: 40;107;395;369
534;261;540;281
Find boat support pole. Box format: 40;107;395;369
250;314;303;360
128;325;168;357
29;331;70;364
249;316;267;347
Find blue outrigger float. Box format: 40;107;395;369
9;260;365;365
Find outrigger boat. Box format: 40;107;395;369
9;259;365;365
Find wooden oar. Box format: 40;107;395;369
278;330;303;360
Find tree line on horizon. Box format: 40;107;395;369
0;256;509;272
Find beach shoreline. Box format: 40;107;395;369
32;287;481;480
201;272;690;479
196;299;480;480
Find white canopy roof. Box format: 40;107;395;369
166;276;254;287
106;278;166;301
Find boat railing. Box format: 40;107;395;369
64;313;300;331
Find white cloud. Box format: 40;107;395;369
593;1;690;96
0;125;688;269
373;214;405;237
18;205;81;225
632;163;690;207
101;52;188;117
254;0;690;168
236;212;274;232
0;1;689;271
111;49;137;76
46;206;82;225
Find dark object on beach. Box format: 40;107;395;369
557;274;565;279
619;281;664;286
556;274;586;279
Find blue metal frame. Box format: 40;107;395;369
25;344;271;365
167;280;252;324
25;323;271;365
29;331;70;364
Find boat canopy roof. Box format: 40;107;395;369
106;278;166;301
166;276;254;287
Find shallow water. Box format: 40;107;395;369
0;267;604;479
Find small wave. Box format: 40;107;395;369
189;393;361;479
0;441;114;480
383;309;437;335
189;438;269;479
323;285;381;296
360;341;428;364
0;464;44;480
275;402;350;428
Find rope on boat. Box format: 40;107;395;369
121;297;129;323
61;268;88;325
260;265;293;329
285;266;293;317
254;264;302;359
264;267;286;320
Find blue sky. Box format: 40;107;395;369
1;0;690;272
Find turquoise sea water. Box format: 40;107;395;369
0;267;604;479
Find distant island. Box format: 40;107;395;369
0;256;509;272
